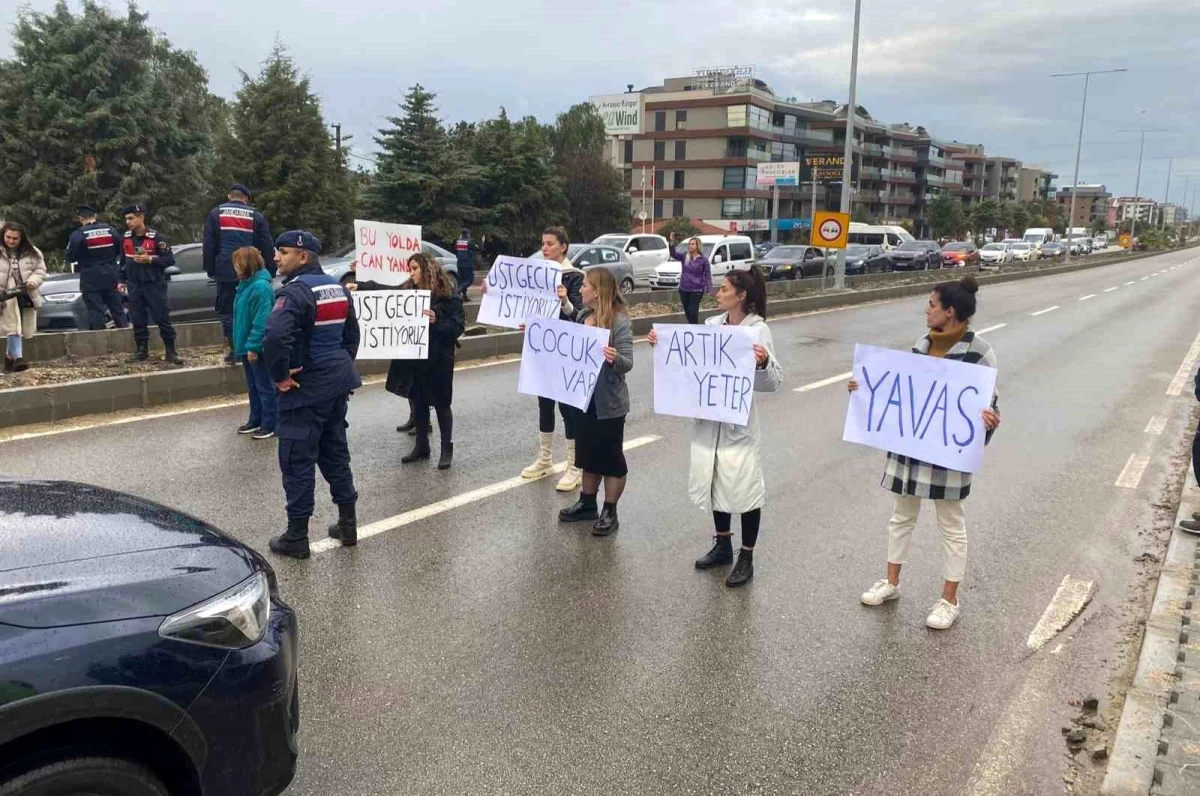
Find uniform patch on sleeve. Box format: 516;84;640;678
158;240;169;252
273;298;286;311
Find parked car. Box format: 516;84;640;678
1008;242;1035;261
0;477;299;795
1040;241;1066;259
978;242;1011;267
591;233;671;284
941;241;980;268
322;240;461;290
888;240;941;271
754;241;781;258
756;245;831;280
530;244;636;293
1093;235;1109;251
650;235;755;290
842;244;892;276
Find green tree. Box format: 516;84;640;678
658;217;700;239
851;205;877;224
218;43;353;251
1091;217;1109;235
968;199;1000;236
549;103;628;242
1008;203;1030;234
927;193;966;239
0;1;222;253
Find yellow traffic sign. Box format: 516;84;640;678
812;211;850;249
1118;233;1132;249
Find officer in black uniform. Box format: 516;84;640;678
66;205;128;330
263;230;361;559
202;183;274;364
454;227;478;302
121;204;183;365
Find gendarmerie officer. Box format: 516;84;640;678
202;183;274;364
263;230;361;560
121;204;183;365
66;205;128;330
454;227;478;302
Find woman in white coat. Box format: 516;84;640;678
0;223;46;373
648;267;782;587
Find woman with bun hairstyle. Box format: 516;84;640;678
849;276;1000;630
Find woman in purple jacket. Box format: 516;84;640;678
667;233;712;324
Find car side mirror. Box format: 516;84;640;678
713;255;724;264
627;247;639;253
579;260;592;266
164;265;181;277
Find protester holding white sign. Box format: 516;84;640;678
476;255;562;329
652;323;760;426
353;219;420;287
848;277;1000;631
352;289;431;360
647;268;781;588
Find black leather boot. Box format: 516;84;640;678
10;358;28;373
401;431;431;463
4;355;14;372
396;416;416;433
164;341;183;365
223;338;236;365
725;549;754;588
437;442;453;470
326;503;357;546
127;342;149;363
269;517;311;559
592;503;619;536
559;493;598;523
695;535;734;569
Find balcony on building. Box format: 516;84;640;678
884;169;918;183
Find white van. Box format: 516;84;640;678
591;233;671;283
650;234;755;290
846;223;914;251
1022;228;1054;254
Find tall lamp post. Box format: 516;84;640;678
1118;129;1168;243
1051;68;1127;263
833;0;863;289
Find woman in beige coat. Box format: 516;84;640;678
0;222;47;373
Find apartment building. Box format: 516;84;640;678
1056;185;1112;227
1161;204;1189;227
1018;167;1058;203
1114;197;1159;225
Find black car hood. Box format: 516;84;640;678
891;251;922;258
0;479;266;628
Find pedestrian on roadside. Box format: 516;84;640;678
394;252;465;470
454;227;478;303
121;204;183;365
232;246;278;441
203;184;274;365
556;267;633;536
66;205;128;331
263;230;360;560
849;276;1001;629
666;232;712;324
0;222;46;373
647;266;781;587
1178;373;1200;534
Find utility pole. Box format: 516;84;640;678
833;0;863;289
1118;128;1168;245
330;123;353;160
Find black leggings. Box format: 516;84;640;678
414;403;453;443
679;290;702;324
714;509;761;548
538;396;576;439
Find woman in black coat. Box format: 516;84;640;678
388;253;466;469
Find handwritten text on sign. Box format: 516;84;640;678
842;344;997;473
354;219;421;287
652;323;760;425
476;256;563;329
353;290;430;360
517;317;610;411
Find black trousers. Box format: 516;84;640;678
414;403;453;444
714;509;762;548
215;281;237;339
1193;422;1200;488
679;290;702;324
458;266;474;298
82;288;128;330
277;394;358;521
538;396;576;439
128;281;176;344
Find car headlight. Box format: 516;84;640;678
159;572;271;649
42;292;81;304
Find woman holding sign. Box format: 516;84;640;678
556;267;633;536
667;232;712;325
648;267;780;587
848;276;1000;630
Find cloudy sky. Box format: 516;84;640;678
4;0;1199;204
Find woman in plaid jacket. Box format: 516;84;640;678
847;276;1001;630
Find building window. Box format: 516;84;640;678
622;169;632;190
748;105;771;131
623;140;633;163
721;198;745;219
654;169;664;190
727;138;747;158
674;140;686;160
653;141;665;161
727;105;747;127
675;110;687;131
747;139;770;161
673;170;684;190
654;111;666;132
672;199;684;218
723;166;756;190
782;143;797;161
653;199;663;219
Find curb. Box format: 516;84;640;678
1102;461;1200;795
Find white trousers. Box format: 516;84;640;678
886;495;968;583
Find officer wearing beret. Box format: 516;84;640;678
202;183;274;365
121;204;183;365
263;230;361;559
66;205;129;330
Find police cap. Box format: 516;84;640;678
229;183;252;199
121;204;146;217
75;204;98;217
275;230;321;254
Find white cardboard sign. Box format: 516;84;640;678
652;323;760;425
517;317;610;411
353;290;430;360
353;219;421;287
477;256;563;329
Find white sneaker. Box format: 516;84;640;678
860;579;900;606
926;598;961;630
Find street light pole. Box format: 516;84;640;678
1118;129;1168;245
1161;157;1172;230
833;0;863;290
1051;68;1126;264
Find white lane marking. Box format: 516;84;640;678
1104;286;1119;293
1140;276;1150;281
0;399;248;443
976;323;1008;334
1027;575;1095;650
1031;306;1060;316
1079;294;1097;301
794;371;853;393
1166;332;1200;396
1145;416;1168;435
1115;454;1151;489
1125;281;1137;286
311;435;662;553
1151;273;1161;278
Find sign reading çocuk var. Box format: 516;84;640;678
353;290;431;360
517;317;610;411
476;256;563;329
589;94;644;136
652;324;761;426
842;344;997;473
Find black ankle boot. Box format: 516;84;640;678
725;550;754;588
269;517;311;559
437;442;453;470
592;503;619;536
127;342;149;363
559;493;598;523
397;416;416;433
695;535;734;569
326;503;357;546
401;435;431;463
164;342;183;365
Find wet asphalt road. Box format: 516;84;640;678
4;249;1200;795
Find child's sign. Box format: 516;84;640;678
842;343;997;473
652;323;760;425
477;256;563;329
353;290;430;360
353;219;421;287
517;317;610;411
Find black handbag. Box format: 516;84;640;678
13;267;33;309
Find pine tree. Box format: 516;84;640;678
0;1;222;254
549;104;628;242
217;43;353;251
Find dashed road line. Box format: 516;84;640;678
1145;416;1168;435
976;323;1008;334
1141;276;1150;281
794;371;853;393
1027;575;1096;650
1166;332;1200;396
1115;454;1151;489
1126;281;1137;286
1104;286;1119;293
1031;306;1060;316
1079;294;1097;302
